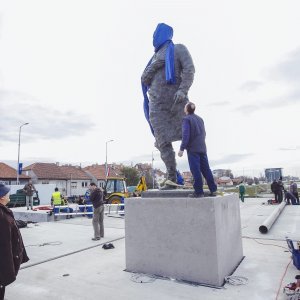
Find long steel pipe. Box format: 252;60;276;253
259;201;286;234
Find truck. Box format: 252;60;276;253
103;176;147;203
104;177;129;204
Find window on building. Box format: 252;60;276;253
42;181;49;184
99;181;105;188
71;182;77;189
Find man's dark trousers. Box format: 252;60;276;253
0;286;5;300
278;190;283;203
187;152;217;195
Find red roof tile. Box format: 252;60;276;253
83;164;120;180
0;162;30;179
59;165;91;180
24;163;68;180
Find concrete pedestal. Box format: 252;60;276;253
125;194;243;287
12;208;52;222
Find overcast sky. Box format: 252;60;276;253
1;0;300;177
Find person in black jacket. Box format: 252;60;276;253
278;176;284;203
271;179;280;203
89;183;104;241
0;183;29;300
178;102;217;198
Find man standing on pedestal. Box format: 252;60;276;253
141;23;195;188
178;102;217;198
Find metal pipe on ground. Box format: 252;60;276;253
259;201;286;234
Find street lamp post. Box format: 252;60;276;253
17;122;29;185
151;150;158;189
105;140;114;180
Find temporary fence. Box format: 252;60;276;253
52;204;125;218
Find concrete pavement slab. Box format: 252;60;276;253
4;198;300;300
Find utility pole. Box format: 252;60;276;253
17;122;29;185
105;140;114;180
151;150;158;189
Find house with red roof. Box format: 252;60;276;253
23;163;91;196
0;162;30;185
83;164;121;188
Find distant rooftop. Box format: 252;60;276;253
0;162;30;179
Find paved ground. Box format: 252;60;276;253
5;198;300;300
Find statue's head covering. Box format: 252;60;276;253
142;23;176;136
153;23;173;52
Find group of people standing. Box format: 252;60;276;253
271;177;299;205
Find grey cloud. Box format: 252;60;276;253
270;89;300;108
210;153;253;166
123;152;161;165
278;146;300;151
208;101;231;107
234;88;300;114
234;104;260;114
235;47;300;114
271;48;300;83
0;90;94;143
239;81;263;92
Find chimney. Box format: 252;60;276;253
56;162;60;166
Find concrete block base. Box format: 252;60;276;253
125;194;243;287
12;208;51;222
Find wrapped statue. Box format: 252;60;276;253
141;23;195;188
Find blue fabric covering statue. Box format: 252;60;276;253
176;170;184;185
142;23;195;186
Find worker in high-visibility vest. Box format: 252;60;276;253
51;188;62;206
51;188;73;220
51;188;63;220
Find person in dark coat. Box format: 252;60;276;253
271;179;280;203
178;102;217;197
23;180;36;210
278;176;284;203
89;183;104;241
0;183;29;300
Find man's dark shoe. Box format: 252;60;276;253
188;193;204;198
209;192;217;197
102;243;114;249
92;237;100;241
